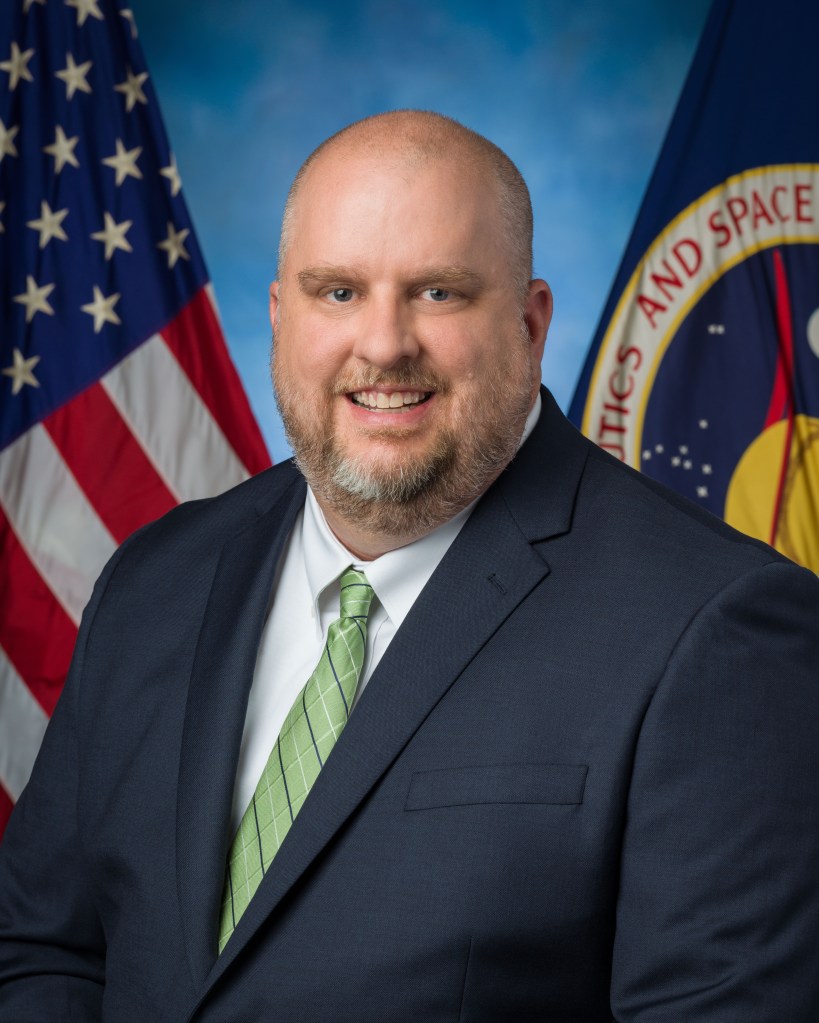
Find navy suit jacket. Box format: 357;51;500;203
1;389;818;1022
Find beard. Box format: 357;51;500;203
272;325;534;541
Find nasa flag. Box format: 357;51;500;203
569;0;819;572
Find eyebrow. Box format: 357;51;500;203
296;264;485;292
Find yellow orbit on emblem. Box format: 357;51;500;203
726;414;819;572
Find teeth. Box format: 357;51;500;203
351;390;428;410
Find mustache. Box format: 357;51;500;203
331;364;450;396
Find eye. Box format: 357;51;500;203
423;288;450;302
327;287;355;303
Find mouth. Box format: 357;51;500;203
349;390;433;413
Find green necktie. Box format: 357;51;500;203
218;567;375;953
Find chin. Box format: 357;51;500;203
327;441;455;505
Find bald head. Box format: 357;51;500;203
278;110;534;300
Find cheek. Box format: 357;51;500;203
278;326;343;388
425;326;493;380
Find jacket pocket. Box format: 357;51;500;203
405;763;588;811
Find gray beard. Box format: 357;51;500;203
273;329;533;540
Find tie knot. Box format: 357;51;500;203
339;567;375;621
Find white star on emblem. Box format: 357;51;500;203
114;66;148;112
0;201;5;233
91;211;133;259
696;486;709;499
683;460;692;470
13;274;55;323
698;419;709;429
158;221;190;268
24;0;47;12
678;445;688;455
43;125;80;173
102;138;142;185
0;41;35;90
81;286;122;333
160;153;182;196
0;119;18;162
702;464;712;475
2;348;41;395
66;0;104;26
55;52;92;99
642;450;651;461
26;200;69;248
654;444;664;454
671;455;681;467
120;8;138;37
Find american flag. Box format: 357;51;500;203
0;0;271;837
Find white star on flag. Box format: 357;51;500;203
702;464;713;475
43;125;80;173
66;0;104;27
81;286;122;332
120;8;138;37
13;275;56;322
158;222;190;268
102;138;143;185
2;348;41;395
160;153;182;196
55;53;93;99
696;486;709;499
114;66;148;112
91;212;133;259
0;41;35;90
26;201;69;249
0;119;18;162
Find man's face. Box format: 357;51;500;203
271;148;551;537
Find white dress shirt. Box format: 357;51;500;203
229;394;541;831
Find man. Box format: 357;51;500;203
1;110;818;1022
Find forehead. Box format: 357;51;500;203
286;147;510;276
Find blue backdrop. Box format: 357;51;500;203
132;0;710;461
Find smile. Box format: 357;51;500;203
349;390;432;412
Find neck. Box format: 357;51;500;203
317;499;434;560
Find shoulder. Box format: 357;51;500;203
123;458;304;556
508;391;819;628
87;460;305;607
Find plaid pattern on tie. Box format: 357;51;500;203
218;567;375;952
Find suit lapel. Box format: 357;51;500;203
200;389;590;998
176;472;306;990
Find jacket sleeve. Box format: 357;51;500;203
0;545;129;1022
610;559;819;1021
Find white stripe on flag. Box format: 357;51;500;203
0;646;50;800
102;334;250;502
0;426;117;625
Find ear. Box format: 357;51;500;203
269;281;280;332
523;279;553;364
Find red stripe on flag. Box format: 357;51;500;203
763;248;796;431
0;783;14;835
43;383;178;545
161;288;271;475
0;510;77;716
768;249;797;547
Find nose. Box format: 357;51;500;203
351;293;420;369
